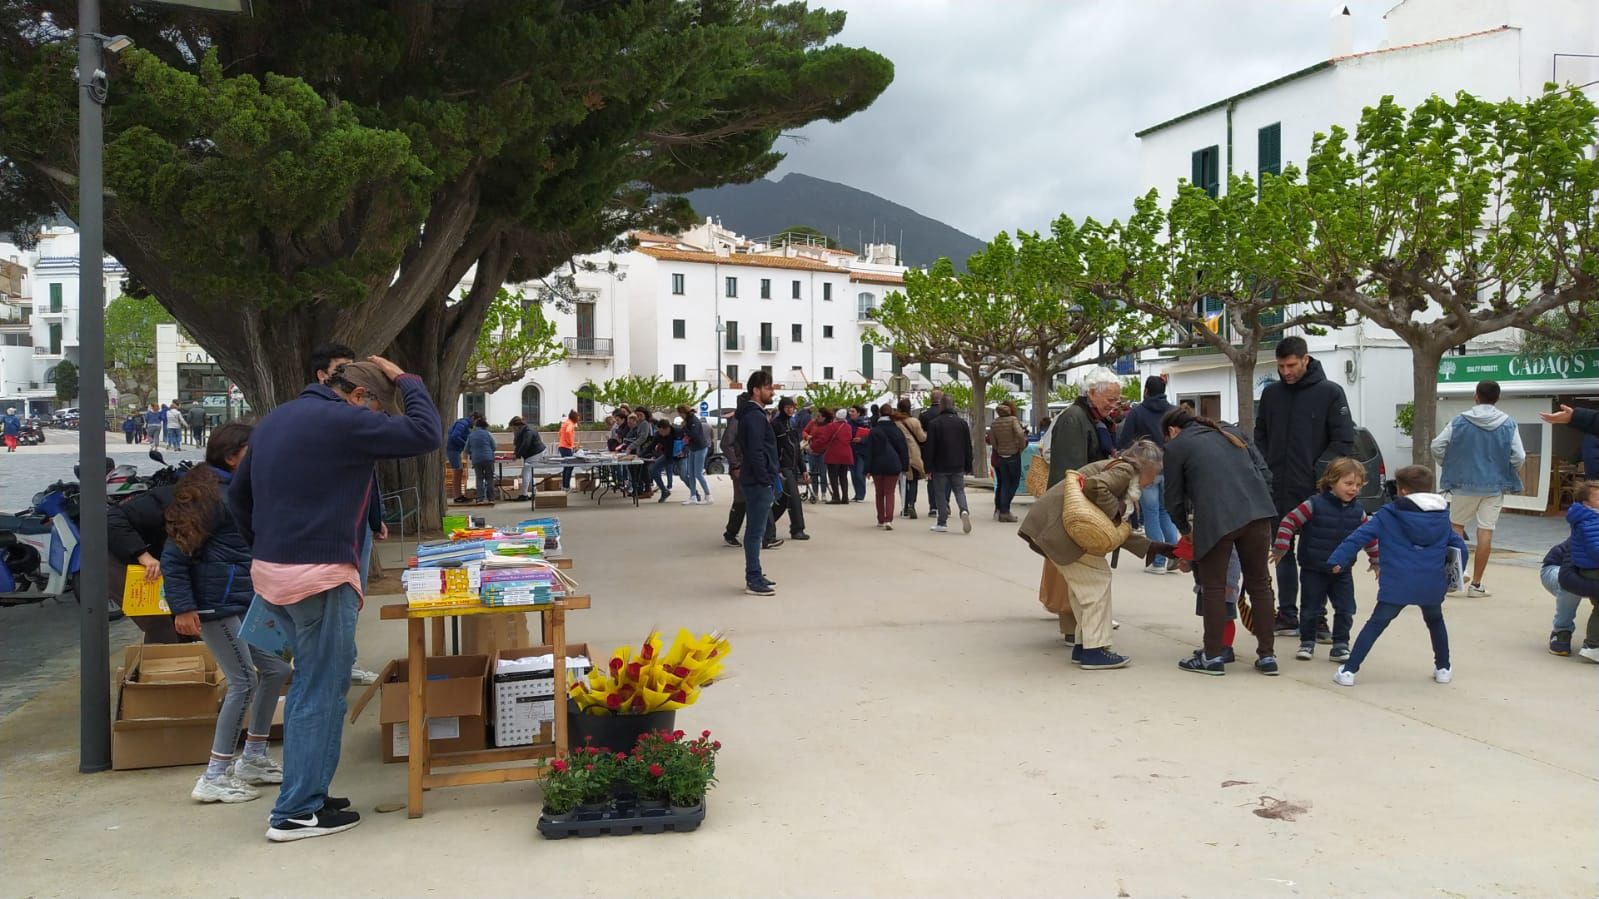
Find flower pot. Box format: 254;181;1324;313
541;808;575;824
670;801;703;815
567;700;676;754
577;800;610;816
638;798;668;812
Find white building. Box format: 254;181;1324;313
1131;0;1599;505
0;227;124;415
467;222;914;426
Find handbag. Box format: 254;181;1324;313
1025;453;1050;497
1061;469;1131;555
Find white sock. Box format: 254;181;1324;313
205;755;233;779
243;737;268;760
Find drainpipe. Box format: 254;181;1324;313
1225;98;1236;184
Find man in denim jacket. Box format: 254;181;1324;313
1431;379;1525;598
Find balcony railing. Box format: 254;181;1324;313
564;337;613;357
758;336;779;353
34;346;61;357
724;335;746;352
857;306;876;321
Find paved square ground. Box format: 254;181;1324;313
3;480;1595;897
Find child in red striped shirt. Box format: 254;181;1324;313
1271;458;1380;662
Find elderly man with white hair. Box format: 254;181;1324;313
1037;366;1124;643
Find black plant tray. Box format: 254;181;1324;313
537;801;706;839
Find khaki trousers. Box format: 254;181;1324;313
1039;559;1078;638
1055;555;1114;650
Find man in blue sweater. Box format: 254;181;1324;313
229;355;441;842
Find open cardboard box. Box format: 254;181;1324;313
112;644;224;770
350;655;489;763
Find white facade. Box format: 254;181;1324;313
1131;0;1599;470
468;224;912;426
0;227;124;414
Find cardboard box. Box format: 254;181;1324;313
535;491;568;509
350;655;490;763
118;644;223;721
113;715;218;770
491;644;592;747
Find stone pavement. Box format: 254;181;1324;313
2;481;1595;897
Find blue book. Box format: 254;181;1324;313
239;596;291;657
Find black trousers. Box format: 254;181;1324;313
771;466;806;535
826;463;850;501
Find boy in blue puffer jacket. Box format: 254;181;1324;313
1563;483;1599;578
1328;465;1468;687
161;423;292;803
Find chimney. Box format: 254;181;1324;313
1329;4;1353;58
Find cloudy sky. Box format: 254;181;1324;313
772;0;1388;240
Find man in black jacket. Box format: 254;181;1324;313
918;388;943;515
770;397;809;540
722;394;779;550
737;372;781;595
1254;336;1355;635
923;395;974;534
510;416;546;502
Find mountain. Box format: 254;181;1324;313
685;173;986;269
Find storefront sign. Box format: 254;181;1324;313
1437;349;1599;384
182;351;214;364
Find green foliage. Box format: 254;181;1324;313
1395;402;1414;437
1050;383;1080;405
52;359;77;405
461;288;566;394
0;2;894;409
104;295;175;409
940;380;1017;412
538;758;585;815
775;224;847;251
578;375;709;412
803;380;877;412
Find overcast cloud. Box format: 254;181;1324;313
773;0;1387;240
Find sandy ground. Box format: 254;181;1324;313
2;480;1596;898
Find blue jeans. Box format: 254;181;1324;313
1298;568;1356;645
993;453;1021;514
268;584;360;825
1342;600;1449;674
652;455;675;493
1139;477;1179;565
931;472;967;526
199;615;292;756
742;483;774;585
1544;565;1584;632
558;447;575;489
685;447;710;500
851;454;867;501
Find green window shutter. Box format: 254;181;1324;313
1258;123;1281;180
49;282;62;313
920;362;931;379
861;343;874;379
892;355;903;375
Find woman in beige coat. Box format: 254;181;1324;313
1018;439;1174;669
892;398;927;520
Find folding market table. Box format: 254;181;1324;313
378;556;584;819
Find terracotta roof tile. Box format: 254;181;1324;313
637;246;844;273
849;271;905;286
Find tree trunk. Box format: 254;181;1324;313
1231;350;1259;437
970;375;990;479
1409;344;1446;468
1027;361;1051;431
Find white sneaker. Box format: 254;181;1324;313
1579;646;1599;663
929;524;948;533
960;511;972;534
192;774;260;803
234;754;285;785
350;666;380;686
1466;583;1491;597
1143;565;1166;576
1333;666;1356;687
1433;667;1452;684
681;498;698;505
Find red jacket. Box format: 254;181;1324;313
809;420;854;465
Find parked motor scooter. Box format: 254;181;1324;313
0;489;80;606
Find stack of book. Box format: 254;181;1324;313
479;564;565;606
402;567;478;607
415;539;488;567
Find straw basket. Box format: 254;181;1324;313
1061;471;1130;555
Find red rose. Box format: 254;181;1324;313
630;694;646;712
606;693;622;710
615;752;627;761
701;730;711;738
584;764;594;771
551;759;568;773
641;643;655;660
609;657;624;674
671;690;687;703
626;661;642;681
649;763;664;777
711;740;721;750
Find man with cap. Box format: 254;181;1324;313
1118;374;1179;573
771;396;809;540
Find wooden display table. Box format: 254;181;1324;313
379;592;590;818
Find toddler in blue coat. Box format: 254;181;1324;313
1564;483;1599;578
1328;465;1468;687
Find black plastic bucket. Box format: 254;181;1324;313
567;700;677;754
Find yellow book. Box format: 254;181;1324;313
121;566;170;616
